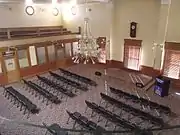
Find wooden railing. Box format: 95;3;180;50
0;26;81;40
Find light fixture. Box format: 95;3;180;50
71;6;77;15
25;6;35;15
72;2;100;65
52;7;59;16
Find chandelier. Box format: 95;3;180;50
72;1;100;64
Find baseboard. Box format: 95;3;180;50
106;60;161;77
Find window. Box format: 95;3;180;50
47;45;55;61
72;42;79;55
64;43;72;57
17;50;29;68
37;47;46;64
29;46;37;66
56;44;65;59
124;45;141;70
163;50;180;79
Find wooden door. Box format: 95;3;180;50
3;50;20;83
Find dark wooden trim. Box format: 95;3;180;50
60;38;79;44
162;49;167;75
35;46;38;65
0;26;63;30
70;42;73;56
106;60;160;76
106;60;124;69
124;39;142;46
34;41;52;47
27;48;31;67
0;25;79;41
13;38;79;49
140;65;161;77
20;61;56;78
0;73;8;85
45;46;49;62
106;60;180;88
165;42;180;51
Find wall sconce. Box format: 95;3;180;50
61;43;64;48
152;43;164;51
52;8;59;16
25;6;35;15
71;6;77;15
39;8;45;12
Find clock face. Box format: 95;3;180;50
131;25;136;30
52;8;59;16
25;6;35;15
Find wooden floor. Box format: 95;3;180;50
0;64;180;135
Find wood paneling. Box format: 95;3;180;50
107;60;160;76
165;42;180;51
140;65;161;77
106;60;124;69
20;61;56;78
124;39;142;46
20;57;74;78
106;60;180;88
0;73;8;85
56;57;74;68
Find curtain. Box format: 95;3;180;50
124;45;141;70
163;50;180;79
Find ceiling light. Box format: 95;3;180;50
72;17;100;64
25;6;35;15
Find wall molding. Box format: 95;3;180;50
124;39;142;46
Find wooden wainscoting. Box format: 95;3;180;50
106;60;180;88
140;65;161;77
106;60;124;69
106;60;161;76
20;58;74;79
20;61;56;78
56;57;74;68
0;73;8;85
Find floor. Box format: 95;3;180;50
0;64;180;135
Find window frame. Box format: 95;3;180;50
123;39;142;71
163;49;180;79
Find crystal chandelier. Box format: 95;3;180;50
72;1;100;64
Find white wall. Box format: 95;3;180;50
61;2;112;60
166;0;180;42
111;0;161;67
62;3;112;38
0;4;62;27
1;0;180;69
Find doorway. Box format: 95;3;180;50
2;49;20;83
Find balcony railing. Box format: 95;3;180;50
0;26;81;40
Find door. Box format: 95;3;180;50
3;49;20;83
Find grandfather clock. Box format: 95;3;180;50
130;22;137;38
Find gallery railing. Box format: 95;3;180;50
1;115;180;135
